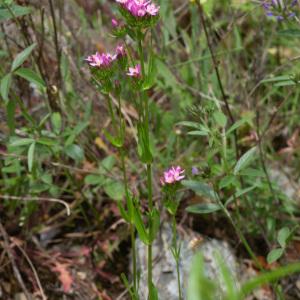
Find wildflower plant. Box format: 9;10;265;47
86;0;161;298
161;166;185;300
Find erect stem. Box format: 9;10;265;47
106;94;118;134
147;164;153;296
137;29;154;298
117;94;138;295
172;214;182;300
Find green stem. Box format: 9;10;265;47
117;93;138;296
172;214;182;300
131;223;138;294
147;164;153;297
137;29;154;298
106;94;118;134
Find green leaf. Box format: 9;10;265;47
277;227;290;248
41;174;53;185
11;43;36;72
6;98;16;132
182;180;217;200
267;248;284;264
117;200;130;223
225;185;258;206
27;142;35;172
10;138;35;147
104;130;123;148
0;5;32;21
104;181;125;201
278;29;300;37
37;137;57;146
137;123;153;164
240;168;265;177
186;203;221;214
219;175;237;189
133;204;149;245
213;111;227;127
142;54;157;90
274;81;296;87
101;155;116;172
14;68;45;89
187;253;217;300
226;118;250;136
0;73;12;102
64;144;84;161
187;130;209;136
149;283;159;300
51;112;62;134
84;174;105;186
240;262;300;298
261;75;291;83
177;121;201;129
234;147;257;175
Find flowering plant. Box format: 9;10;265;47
262;0;298;20
115;0;160;28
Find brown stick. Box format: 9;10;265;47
0;222;32;300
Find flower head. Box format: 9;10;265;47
85;52;116;68
115;0;160;18
192;166;200;176
127;64;141;77
262;0;298;20
160;166;185;186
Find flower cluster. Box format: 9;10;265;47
115;0;160;18
85;53;116;68
86;45;126;69
262;0;298;20
160;166;185;186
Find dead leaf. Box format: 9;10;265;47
52;263;73;293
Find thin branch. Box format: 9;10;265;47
0;195;70;216
48;0;62;90
196;1;240;158
0;223;32;300
13;242;47;300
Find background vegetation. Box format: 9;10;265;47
0;0;300;299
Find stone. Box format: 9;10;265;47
133;224;239;299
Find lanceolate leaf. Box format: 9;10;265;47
15;68;46;89
0;73;12;102
27;142;35;172
10;138;35;147
234;147;257;175
182;180;217;200
186;203;221;214
0;5;32;21
267;248;284;264
11;43;36;72
133;205;148;245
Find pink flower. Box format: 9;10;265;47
116;45;126;58
160;166;185;185
146;3;160;16
115;0;159;18
127;64;141;77
111;18;119;27
85;52;116;68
